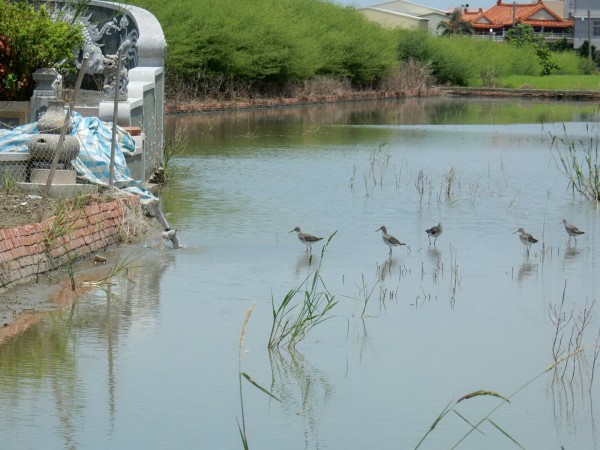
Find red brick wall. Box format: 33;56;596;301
0;196;140;293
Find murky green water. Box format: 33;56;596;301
1;97;600;449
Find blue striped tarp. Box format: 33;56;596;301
0;112;156;203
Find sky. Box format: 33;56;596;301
335;0;474;12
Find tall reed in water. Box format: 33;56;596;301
237;302;281;449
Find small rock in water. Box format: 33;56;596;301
94;255;107;264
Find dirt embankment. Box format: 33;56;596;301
164;89;442;114
0;193;48;230
164;86;600;115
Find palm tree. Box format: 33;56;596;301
437;8;474;36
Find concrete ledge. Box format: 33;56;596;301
16;182;99;198
30;169;77;185
0;152;29;162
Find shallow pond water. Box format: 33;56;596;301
1;97;600;449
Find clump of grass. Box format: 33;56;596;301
42;199;81;273
444;166;456;199
268;232;338;349
344;273;378;317
437;167;458;205
3;170;17;194
415;170;433;208
415;170;425;206
549;280;598;387
291;75;352;97
550;123;600;201
43;201;77;250
149;123;191;185
449;245;460;308
369;143;391;187
480;67;501;88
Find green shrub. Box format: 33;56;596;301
552;51;589;75
396;32;541;86
428;35;488;85
128;0;396;94
577;57;598;75
0;0;83;100
396;29;434;62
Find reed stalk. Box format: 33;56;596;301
369;144;391;187
237;303;280;449
237;302;255;450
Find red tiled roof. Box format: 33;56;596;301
463;0;574;30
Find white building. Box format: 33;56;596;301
359;0;448;34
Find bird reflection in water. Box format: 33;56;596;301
517;262;536;281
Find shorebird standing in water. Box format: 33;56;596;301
425;223;443;246
376;226;406;256
514;227;538;255
560;219;584;245
290;227;322;252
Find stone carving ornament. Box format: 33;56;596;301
49;4;138;101
102;40;131;100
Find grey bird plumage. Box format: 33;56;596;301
560;219;584;244
514;227;538;254
425;223;443;246
376;225;406;256
290;227;323;252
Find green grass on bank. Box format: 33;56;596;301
470;74;600;90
